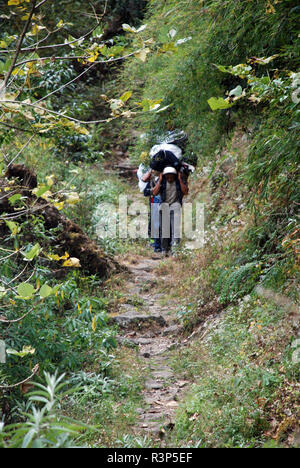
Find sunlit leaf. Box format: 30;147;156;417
65;192;80;204
134;48;151;62
207;97;235;111
17;283;35;300
122;24;136;33
120;91;133;103
229;85;243;97
7;345;35;358
0;287;7;299
63;257;81;268
5;220;21;236
136;24;147;33
23;243;42;261
40;284;53;299
54;201;64;210
8;193;22;205
91;316;97;332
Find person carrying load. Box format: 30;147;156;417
142;169;162;252
152;166;189;256
136;130;195;254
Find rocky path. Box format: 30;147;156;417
110;256;188;442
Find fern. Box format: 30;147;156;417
216;262;261;304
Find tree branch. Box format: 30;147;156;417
2;0;37;91
0;99;111;125
0;121;32;134
0;364;39;389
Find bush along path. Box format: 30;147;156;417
110;255;189;443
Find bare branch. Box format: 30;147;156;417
35;62;97;104
14;49;137;68
0;121;32;134
0;308;33;323
0;364;39;389
36;0;50;8
0;99;111;125
2;1;37;91
7;134;36;168
1;25;100;54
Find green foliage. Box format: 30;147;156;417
53;134;104;163
121;0;299;160
0;372;89;448
171;292;299;447
216;262;262;304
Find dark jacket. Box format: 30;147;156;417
144;180;161;203
160;176;185;206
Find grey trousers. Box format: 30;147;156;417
160;202;182;252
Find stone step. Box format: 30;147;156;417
109;314;167;329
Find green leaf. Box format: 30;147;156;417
122;24;137;33
122;23;147;33
40;284;53;299
0;287;6;299
23;243;42;261
33;185;51;198
3;58;12;73
138;98;163;112
92;26;104;38
5;220;21;236
6;345;35;358
17;283;35;300
8;193;22;205
207;97;235;111
229;85;243;97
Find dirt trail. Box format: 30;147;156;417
110;256;188;442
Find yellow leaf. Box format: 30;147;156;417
92;316;97;332
41;190;52;201
46;175;55;187
134;48;150;62
60;252;70;260
87;52;99;63
47;251;69;261
266;1;276;14
65;192;80;204
8;0;21;5
63;257;81;268
54;201;64;210
47;253;60;261
12;68;25;76
30;24;45;36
